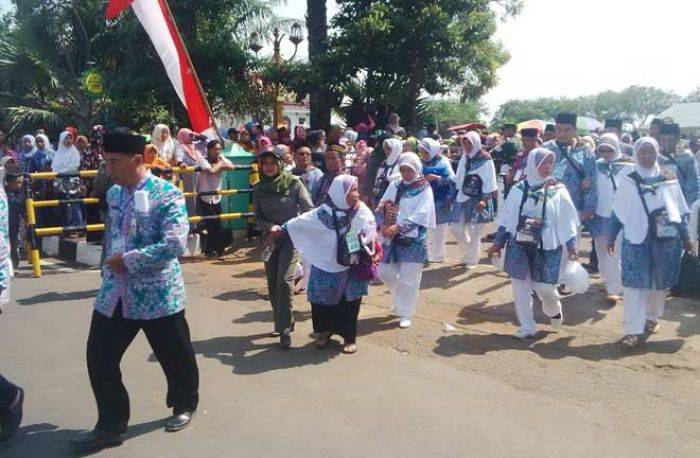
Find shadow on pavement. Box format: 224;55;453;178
0;418;166;457
192;332;339;375
231;310;312;325
434;333;685;361
16;290;100;306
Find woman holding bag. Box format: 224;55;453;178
376;154;436;329
608;137;693;351
270;175;377;353
450;131;497;268
487;148;580;339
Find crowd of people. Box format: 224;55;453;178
0;111;698;449
245;113;698;355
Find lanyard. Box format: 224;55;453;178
118;179;149;231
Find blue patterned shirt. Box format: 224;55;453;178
543;140;597;213
94;172;189;320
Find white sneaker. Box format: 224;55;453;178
513;329;536;339
399;319;412;329
550;314;563;329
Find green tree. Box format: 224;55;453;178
331;0;520;133
684;87;700;103
418;98;484;131
0;0;284;135
492;85;680;128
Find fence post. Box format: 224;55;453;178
23;176;42;277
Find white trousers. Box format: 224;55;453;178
511;270;562;334
594;235;622;296
450;220;482;266
428;224;449;262
623;287;666;335
378;262;424;320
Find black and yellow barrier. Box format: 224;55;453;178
22;163;259;277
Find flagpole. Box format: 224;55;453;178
160;0;224;143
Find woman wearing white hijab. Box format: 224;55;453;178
280;175;376;353
487;148;580;338
419;137;455;263
450;131;497;268
376;153;436;328
52;131;84;230
152;124;176;163
609;137;693;350
372;138;403;207
590;133;634;303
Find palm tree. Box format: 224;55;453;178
306;0;332;130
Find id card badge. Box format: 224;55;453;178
111;237;126;256
346;230;361;253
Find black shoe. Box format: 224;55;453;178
280;334;292;350
0;387;24;441
69;428;124;451
165;411;194;432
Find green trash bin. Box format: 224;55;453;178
222;143;256;230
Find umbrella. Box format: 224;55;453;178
517;119;548;132
447;122;486;132
576;116;603;134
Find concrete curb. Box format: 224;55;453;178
40;234;203;268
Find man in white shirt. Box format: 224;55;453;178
198;140;235;258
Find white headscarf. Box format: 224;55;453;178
380;157;436;231
462;131;482;158
286;174;375;273
597;133;622;162
418;138;446;160
398;152;422;183
51;131;81;174
153;124;175;162
498;156;579;250
612;136;689;244
328;174;357;210
454;131;497;202
633;137;661;178
525;148;555;187
383;138;403;166
35;134;54;160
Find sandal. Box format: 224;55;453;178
315;332;332;348
645;320;661;335
618;334;641;352
342;343;357;354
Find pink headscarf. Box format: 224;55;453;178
257;136;272;155
177;128;198;160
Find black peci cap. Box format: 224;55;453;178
502;123;517;130
659;123;681;137
544;124;555;133
604;119;623;129
555;113;577;126
521;128;539;138
103;133;146;154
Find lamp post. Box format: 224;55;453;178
250;22;304;130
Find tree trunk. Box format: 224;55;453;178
307;0;332;131
406;57;423;134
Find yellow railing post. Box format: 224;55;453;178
24;190;42;278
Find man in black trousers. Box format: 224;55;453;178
71;132;199;452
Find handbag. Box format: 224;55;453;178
631;173;680;241
462;173;483;197
515;182;547;248
332;208;361;267
673;251;700;297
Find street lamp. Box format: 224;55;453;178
250;22;304;129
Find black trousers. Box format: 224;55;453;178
311;298;362;344
199;199;224;256
86;306;199;434
0;374;19;410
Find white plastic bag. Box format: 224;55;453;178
562;261;589;295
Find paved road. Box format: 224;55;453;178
0;256;697;457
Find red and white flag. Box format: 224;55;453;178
106;0;215;136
